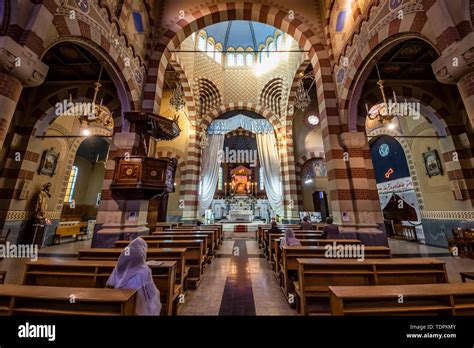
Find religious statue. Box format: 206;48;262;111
35;183;52;219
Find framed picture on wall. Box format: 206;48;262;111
422;147;443;177
38;148;60;177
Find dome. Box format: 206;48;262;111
202;20;280;51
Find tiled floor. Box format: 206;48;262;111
1;234;474;315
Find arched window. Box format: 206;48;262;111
336;10;347;32
245;53;254;66
198;35;206;51
207;41;214;58
236;53;244;66
276;34;283;49
268;41;276;60
215;49;222;64
227;54;235;66
64;166;78;203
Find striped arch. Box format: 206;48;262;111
260;77;286;118
168;55;197;126
57;128;113;212
144;1;335;129
199;103;282;131
194;77;222;118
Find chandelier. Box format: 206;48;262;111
294;79;311;112
366;64;395;124
170;80;186;112
78;66;113;130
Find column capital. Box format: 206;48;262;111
339;131;367;148
0;36;48;87
432;32;474;85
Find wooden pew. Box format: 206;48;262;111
178;224;223;245
54;222;87;244
159;229;218;256
78;248;188;294
264;230;322;261
257;224;301;248
145;233;212;258
0;284;136;315
272;239;361;275
155;222;181;232
279;245;391;297
22;258;177;316
329;283;474;316
295;258;448;315
266;231;324;263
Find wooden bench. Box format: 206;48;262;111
329;283;474;316
174;225;223;245
257;224;301;248
78;248;188;294
54;221;87;244
115;239;205;289
265;231;323;261
272;239;361;275
295;258;448;315
159;230;218;256
0;270;6;284
155;222;181;232
22;258;178;315
145;233;213;258
0;284;136;315
279;246;391;297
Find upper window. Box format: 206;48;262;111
227;54;235;66
215;49;222;64
336;10;347;32
236;53;244;66
207;42;214;58
132;12;144;33
64;166;78;203
276;35;283;49
246;53;254;66
198;35;206;51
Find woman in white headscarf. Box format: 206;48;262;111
280;228;302;248
106;237;162;315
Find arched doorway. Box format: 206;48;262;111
58;136;110;243
370;135;424;243
300;158;329;222
198;111;283;223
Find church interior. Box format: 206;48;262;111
0;0;473;323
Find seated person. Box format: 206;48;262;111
268;221;281;233
299;216;314;230
107;237;162;315
322;217;340;239
280;228;302;248
196;220;202;227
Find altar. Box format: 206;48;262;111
229;210;253;222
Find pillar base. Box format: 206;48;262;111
91;223;149;248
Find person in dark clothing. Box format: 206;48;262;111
299;216;314;230
323;216;340;239
268;221;281;233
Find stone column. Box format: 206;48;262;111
0;36;48;151
324;131;386;244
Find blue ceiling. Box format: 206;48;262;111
203;20;278;50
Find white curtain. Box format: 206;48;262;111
256;132;284;216
198;134;225;214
